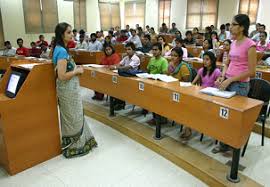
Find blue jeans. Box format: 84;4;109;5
226;81;250;96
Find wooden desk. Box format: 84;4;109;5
80;67;262;182
186;47;203;57
114;44;126;54
0;60;60;175
69;50;104;65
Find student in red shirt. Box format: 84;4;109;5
116;30;128;43
67;40;76;48
29;42;42;58
36;35;48;47
92;45;120;100
16;38;29;56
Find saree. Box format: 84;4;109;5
56;61;97;158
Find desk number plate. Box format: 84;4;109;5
220;107;229;119
139;82;144;91
172;92;180;102
255;71;262;79
91;71;96;77
112;75;118;84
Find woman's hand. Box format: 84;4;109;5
74;65;84;75
215;76;225;87
218;78;232;91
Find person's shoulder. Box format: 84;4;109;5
160;56;168;63
245;37;256;46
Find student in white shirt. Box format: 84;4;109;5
72;29;80;42
76;34;88;50
2;41;16;56
40;44;51;59
108;30;117;45
124;29;142;49
252;24;266;42
111;42;140;70
88;33;103;52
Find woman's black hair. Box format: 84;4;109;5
203;39;213;50
53;22;71;53
224;39;232;45
202;51;217;77
261;31;268;38
233;14;250;37
171;47;184;58
175;38;186;48
157;35;169;48
185;30;192;36
211;31;219;41
103;45;115;56
220;24;226;30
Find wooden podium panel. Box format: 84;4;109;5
69;50;104;65
0;61;60;175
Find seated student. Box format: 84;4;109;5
116;30;128;43
169;23;179;34
219;24;228;41
40;44;50;59
192;51;221;87
16;38;29;56
72;29;79;41
96;31;104;43
165;38;188;58
103;36;112;47
218;39;231;62
138;34;152;53
259;54;270;66
159;23;168;33
149;27;158;43
211;31;220;49
145;25;150;34
252;24;266;42
76;34;88;50
192;27;200;40
67;39;76;49
111;42;140;71
204;26;212;40
172;30;182;47
256;31;270;52
124;29;142;49
114;26;121;38
157;35;170;55
183;31;196;46
111;42;140;110
29;42;42;58
2;41;16;56
93;45;121;101
88;33;103;52
137;27;144;38
167;47;191;81
147;43;169;125
225;23;231;39
108;30;117;45
200;39;213;58
49;36;55;49
250;23;260;38
36;35;48;47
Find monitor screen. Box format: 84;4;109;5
5;70;27;98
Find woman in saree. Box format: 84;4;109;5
52;22;97;158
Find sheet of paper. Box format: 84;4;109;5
180;82;192;87
200;87;236;98
18;63;40;70
83;64;105;68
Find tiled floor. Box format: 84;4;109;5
80;87;270;187
0;112;206;186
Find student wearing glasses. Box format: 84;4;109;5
213;14;256;154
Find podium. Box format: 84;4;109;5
69;49;104;65
0;60;61;175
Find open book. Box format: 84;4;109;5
136;73;178;83
18;63;40;70
83;64;105;68
200;87;236;98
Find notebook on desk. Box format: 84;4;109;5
136;73;178;83
200;87;236;98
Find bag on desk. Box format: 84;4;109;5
118;69;145;77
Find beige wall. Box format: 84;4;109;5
0;0;74;48
1;0;270;47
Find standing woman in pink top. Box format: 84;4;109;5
213;14;256;154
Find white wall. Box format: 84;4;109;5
1;0;270;46
0;0;74;48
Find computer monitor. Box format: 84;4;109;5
5;70;27;98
